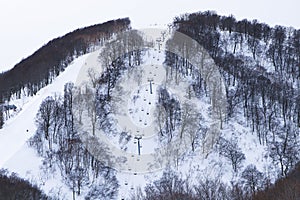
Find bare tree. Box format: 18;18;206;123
242;164;264;195
143;168;193;200
194;178;231;200
179;102;206;152
154;104;166;137
218;137;245;173
73;87;85;124
83;85;97;136
269;126;299;177
35;96;56;151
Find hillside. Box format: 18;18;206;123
0;18;130;102
0;11;299;200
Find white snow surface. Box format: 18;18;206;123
0;54;90;199
0;54;89;167
0;30;273;200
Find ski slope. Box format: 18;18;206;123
0;54;90;167
0;29;272;200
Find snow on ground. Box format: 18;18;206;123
0;53;93;199
0;28;272;200
0;54;89;167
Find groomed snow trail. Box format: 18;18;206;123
0;54;90;167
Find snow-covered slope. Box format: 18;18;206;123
0;27;276;200
0;54;90;167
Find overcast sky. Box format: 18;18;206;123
0;0;299;72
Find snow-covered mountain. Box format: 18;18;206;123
0;12;299;200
